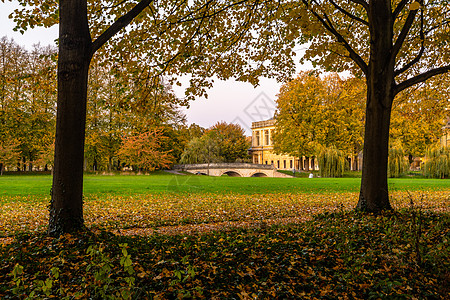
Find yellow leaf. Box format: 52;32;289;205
409;2;420;10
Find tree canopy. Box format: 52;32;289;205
273;72;366;161
180;121;249;164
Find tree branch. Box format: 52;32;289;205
395;65;450;95
329;0;368;26
395;8;425;76
91;0;154;55
391;0;422;62
348;0;368;11
395;45;424;76
305;0;368;75
392;0;409;19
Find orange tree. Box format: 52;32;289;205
117;129;175;172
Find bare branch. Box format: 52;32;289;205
329;0;368;26
395;65;450;95
92;0;154;55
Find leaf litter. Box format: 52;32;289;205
0;190;448;298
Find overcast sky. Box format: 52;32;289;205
0;1;312;135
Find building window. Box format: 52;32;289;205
277;161;280;168
265;161;268;165
290;160;293;169
283;160;286;169
271;160;274;166
255;131;260;146
264;130;269;145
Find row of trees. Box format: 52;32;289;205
0;37;252;174
273;72;448;177
0;37;56;174
0;37;191;174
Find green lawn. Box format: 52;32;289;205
0;172;448;196
0;172;449;299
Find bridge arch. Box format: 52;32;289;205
221;170;242;177
250;172;269;177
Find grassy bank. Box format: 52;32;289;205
0;172;449;196
0;173;448;298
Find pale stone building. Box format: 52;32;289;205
248;118;317;170
248;118;365;171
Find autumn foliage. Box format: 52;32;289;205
180;122;249;164
117;129;175;172
0;140;21;175
274;72;366;164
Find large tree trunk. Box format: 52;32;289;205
357;0;395;212
48;0;92;236
357;82;393;212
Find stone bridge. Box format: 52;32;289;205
173;163;292;178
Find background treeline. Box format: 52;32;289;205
0;37;250;174
0;37;56;174
274;72;449;177
1;37;447;177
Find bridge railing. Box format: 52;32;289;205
173;163;275;170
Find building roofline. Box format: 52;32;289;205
251;118;276;129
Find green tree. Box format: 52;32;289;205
206;121;250;163
387;143;409;178
422;145;450;179
186;123;205;141
317;145;347;178
180;135;222;165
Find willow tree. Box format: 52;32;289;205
317;145;347;178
